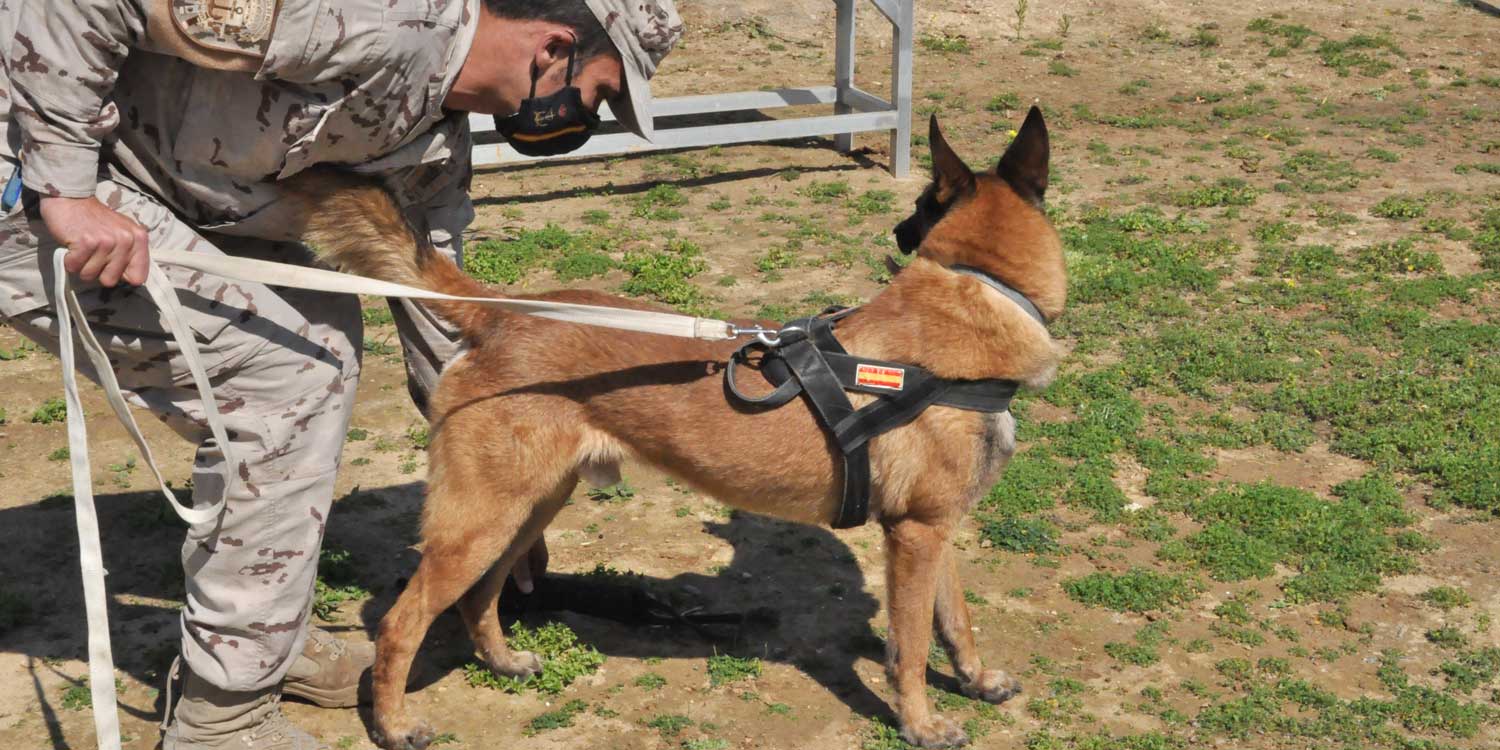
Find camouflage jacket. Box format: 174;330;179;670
2;0;479;245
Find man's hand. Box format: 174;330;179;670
39;196;151;287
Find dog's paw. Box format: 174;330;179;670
961;669;1023;704
901;714;969;748
487;649;544;679
372;717;436;750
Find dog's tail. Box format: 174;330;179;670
282;168;495;337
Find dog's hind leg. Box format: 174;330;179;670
372;469;574;750
456;481;574;680
883;518;969;748
932;545;1021;704
370;523;509;750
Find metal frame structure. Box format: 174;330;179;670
469;0;916;177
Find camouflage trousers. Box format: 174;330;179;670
0;164;461;692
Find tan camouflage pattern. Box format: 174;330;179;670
0;172;367;691
2;0;479;225
0;0;476;690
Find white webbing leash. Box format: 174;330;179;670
55;247;770;750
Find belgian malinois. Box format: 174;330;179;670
290;107;1065;748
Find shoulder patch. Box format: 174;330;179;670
170;0;278;57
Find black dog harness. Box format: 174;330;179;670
724;266;1049;528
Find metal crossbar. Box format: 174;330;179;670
470;0;916;177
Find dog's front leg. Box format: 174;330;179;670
933;545;1022;704
883;518;969;748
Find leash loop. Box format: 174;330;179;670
54;247;243;750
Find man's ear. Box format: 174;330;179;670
996;105;1049;205
531;29;578;79
929;115;976;202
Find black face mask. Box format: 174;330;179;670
493;43;600;157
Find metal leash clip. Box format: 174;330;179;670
727;323;784;348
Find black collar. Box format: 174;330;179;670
949;264;1048;326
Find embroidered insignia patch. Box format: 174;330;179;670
171;0;277;56
855;364;906;391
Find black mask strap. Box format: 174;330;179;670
528;36;578;98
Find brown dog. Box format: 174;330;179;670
288;108;1065;749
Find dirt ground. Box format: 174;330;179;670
3;1;1499;749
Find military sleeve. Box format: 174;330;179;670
8;0;146;198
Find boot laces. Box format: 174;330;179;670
244;693;298;743
306;629;348;660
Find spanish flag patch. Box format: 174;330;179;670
855;364;906;391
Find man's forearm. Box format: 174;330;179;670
8;0;145;196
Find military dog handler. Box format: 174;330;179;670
0;1;681;747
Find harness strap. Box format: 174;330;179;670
774;331;870;528
723;309;1023;529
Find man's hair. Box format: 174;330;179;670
482;0;615;65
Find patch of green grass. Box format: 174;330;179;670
799;180;851;203
979;516;1060;554
1439;647;1500;694
1106;622;1171;666
581;209;611;226
620;238;711;314
645;713;694;738
313;546;370;621
361;306;394;326
1167;477;1417;601
918;32;971;53
552;247;615;281
1172;178;1258;208
1370;195;1427;220
31;397;66;424
1063;569;1199;613
467;226;613;285
1276;150;1364;193
1419;586;1472;610
524;699;587;736
631;184;689;220
985;92;1022;113
1247;18;1315;48
61;685;93;712
849;189;897;218
586;481;635;504
1317;33;1403;77
1048;60;1078;77
1353;238;1441;274
707;654;762;686
464;622;604;694
634;672;667;691
1366;147;1400;163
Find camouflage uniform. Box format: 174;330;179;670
0;0;481;692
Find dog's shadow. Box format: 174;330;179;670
356;509;914;723
0;482;940;740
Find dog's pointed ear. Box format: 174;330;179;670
996;105;1049;205
929;115;975;202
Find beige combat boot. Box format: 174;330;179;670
282;628;375;708
162;661;326;750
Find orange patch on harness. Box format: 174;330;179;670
855;364;905;391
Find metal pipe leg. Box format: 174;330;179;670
834;0;857;153
888;0;915;177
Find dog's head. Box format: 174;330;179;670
892;107;1066;320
